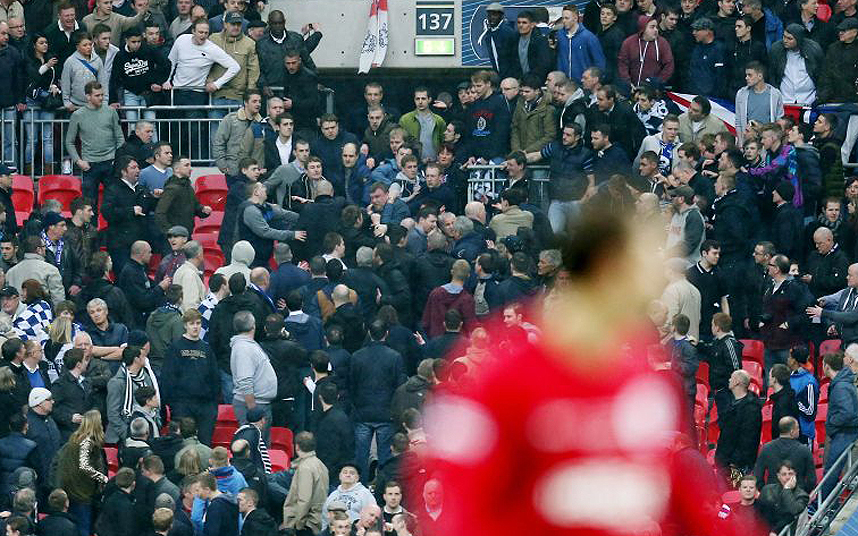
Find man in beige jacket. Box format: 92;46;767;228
282;431;330;535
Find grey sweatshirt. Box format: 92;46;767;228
61;50;107;107
65;104;124;163
229;334;277;404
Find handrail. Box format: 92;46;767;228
777;440;858;536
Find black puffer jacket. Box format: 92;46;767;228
390;375;432;425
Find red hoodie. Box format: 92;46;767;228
618;16;675;86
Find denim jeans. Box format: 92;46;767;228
1;107;16;167
23;101;54;164
68;499;92;536
821;431;858;502
232;399;272;444
354;421;393;482
547;199;581;234
220;370;234;404
123;90;157;141
209;97;240;143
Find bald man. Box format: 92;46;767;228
297;179;347;260
248;267;276;314
118;239;172;328
803;226;849;298
716;369;763;473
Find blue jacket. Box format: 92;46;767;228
328;155;372;204
827;366;858;437
370;158;399;186
556;25;606;81
0;432;37;497
479;19;518;78
349;341;407;423
687;40;728;99
762;9;785;50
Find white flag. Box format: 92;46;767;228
358;0;388;74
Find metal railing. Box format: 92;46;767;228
777;441;858;536
1;84;336;174
465;164;550;210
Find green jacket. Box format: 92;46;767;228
57;438;107;503
155;175;206;234
399;110;446;154
213;108;263;175
511;95;556;153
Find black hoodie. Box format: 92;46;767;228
109;44;169;102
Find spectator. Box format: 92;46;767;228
363;105;396;163
155;157;212;236
61;32;106;112
479;3;517;79
771;181;803;262
462;70;511;161
145;283;183;372
590;85;647;160
754;416;816;491
350;319;406;480
173;417;211;469
46;2;79;69
50;348;92;441
119;414;153;468
804;227;849;298
686;18;728;98
232;406;270;477
6;236;64;306
102;156;155;276
556;4;604;82
25;387;60;496
399;87;446;162
810;263;858;346
56;409;107;536
91;26;119;96
214;90;263;179
678;96;728;144
281;431;329;535
735;61;785;145
230;310;276;433
237;488;276;536
820;352;858;500
171;241;205;313
618;16;674;88
668;314;698;410
83;0;145;46
315;382;353;480
110;27;168;128
105;344;158;443
510;10;551;80
208;11;259;130
117;241;170;328
94;467;137;536
761;255;813;380
195;472;239;536
198;274;228;341
282;47;320;134
510;73;556;155
163;19;239;117
257;10;320;95
769;363;801;436
818;18;858;103
661;257;702;342
139;142;173;194
665;186;704;264
0;413;37;500
686;240;730;341
37;489;78;536
769;24;823;106
321;462;375;527
728;16;769;97
263;138;310;210
758;460;809;533
422;259;476;339
263;112;294;172
715;369;763;474
237;181;304;268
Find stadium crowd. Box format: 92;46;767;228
1;0;858;534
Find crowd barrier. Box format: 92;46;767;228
466;164;549;210
0;85;335;175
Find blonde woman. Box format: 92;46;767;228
168;448;203;486
57;409;108;536
44;302;77;379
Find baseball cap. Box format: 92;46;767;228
838;18;858;31
167;225;189;238
29;387;52;407
247;19;266;29
0;286;19;298
328;501;348;512
224;11;243;24
670;185;695;200
691;17;714;31
486;2;504;12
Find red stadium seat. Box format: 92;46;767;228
217;404;237;425
211;426;235;449
743;360;763;388
195;174;228;211
818;339;842;359
270;427;294;458
816;403;828;444
818;2;832;21
739;339;764;367
820;380;830;403
696;361;709;387
37;175;81;210
11;175;34;212
195;211;223;236
761;403;773;444
105;446;119;477
15;211;27;226
269;449;290;472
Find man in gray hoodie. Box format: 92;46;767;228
229;310;276;440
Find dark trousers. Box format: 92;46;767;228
172;89;209;160
82;159;113;216
171;399;218;446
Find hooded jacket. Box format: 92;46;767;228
229;334;277;404
735;84;785;144
211;465;248;495
556;23;606;81
145;304;184;365
818;34;858;103
214;241;254;284
209;292;267;371
617;17;675;86
422;283;477;339
155;174;207;235
511;94;557;153
203;492;240;536
827;366;858;437
768;24;823;89
390;375;432;425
